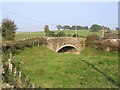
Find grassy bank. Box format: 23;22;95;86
15;46;118;88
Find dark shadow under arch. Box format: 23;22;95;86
57;46;79;54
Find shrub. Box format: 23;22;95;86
67;34;72;37
72;34;79;37
2;37;47;55
47;31;55;37
56;31;66;37
86;34;100;47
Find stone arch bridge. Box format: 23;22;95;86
46;37;86;54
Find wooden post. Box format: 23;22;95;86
19;71;21;78
32;42;34;46
38;43;39;47
8;60;12;72
107;46;110;52
14;68;17;77
106;41;110;52
10;52;12;61
8;52;13;72
10;64;12;72
32;83;35;88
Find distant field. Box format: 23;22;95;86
15;30;118;40
15;46;118;88
15;31;45;40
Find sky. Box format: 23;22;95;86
0;2;118;32
118;1;120;28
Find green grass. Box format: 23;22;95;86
15;46;118;88
15;31;45;40
15;30;118;40
56;30;100;37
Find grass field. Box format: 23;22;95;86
15;46;118;88
15;32;45;40
15;30;118;40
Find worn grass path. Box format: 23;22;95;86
15;46;118;88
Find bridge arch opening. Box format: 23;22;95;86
56;44;79;54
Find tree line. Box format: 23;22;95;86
56;25;89;30
44;24;111;37
56;25;88;30
56;24;110;32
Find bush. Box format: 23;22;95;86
56;31;66;37
86;34;100;47
67;34;72;37
47;31;55;37
72;34;79;37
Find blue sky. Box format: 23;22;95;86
1;2;118;32
118;1;120;28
